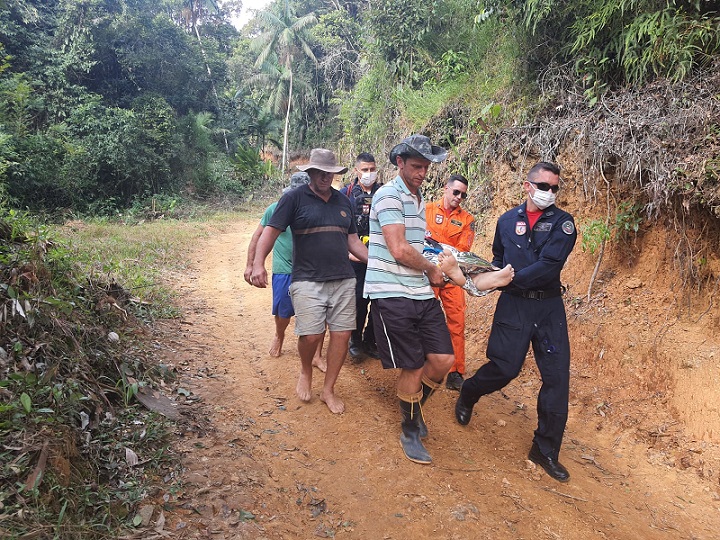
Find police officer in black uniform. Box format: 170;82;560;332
455;161;577;482
346;152;381;361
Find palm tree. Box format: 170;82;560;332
253;0;317;175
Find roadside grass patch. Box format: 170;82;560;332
0;207;257;538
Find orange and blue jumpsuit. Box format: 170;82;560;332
425;201;475;375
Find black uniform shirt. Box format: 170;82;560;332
492;202;577;291
348;181;381;238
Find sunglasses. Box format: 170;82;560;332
451;189;468;200
529;181;560;193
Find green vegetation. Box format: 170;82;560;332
523;0;720;89
3;0;716;211
582;202;643;256
0;204;253;538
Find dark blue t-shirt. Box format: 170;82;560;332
268;184;357;282
348;181;380;237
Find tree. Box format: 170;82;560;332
253;0;317;174
177;0;242;152
368;0;438;86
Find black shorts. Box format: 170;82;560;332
372;297;453;370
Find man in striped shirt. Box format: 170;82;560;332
364;134;455;464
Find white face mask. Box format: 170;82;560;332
359;171;378;187
530;186;556;210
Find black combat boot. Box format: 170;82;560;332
348;334;363;362
399;396;432;464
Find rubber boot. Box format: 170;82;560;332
399;392;432;464
418;376;442;439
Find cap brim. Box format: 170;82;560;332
389;143;447;165
296;164;348;174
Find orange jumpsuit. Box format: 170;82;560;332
426;201;476;375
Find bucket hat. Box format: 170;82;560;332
389;134;448;166
283;171;310;193
296;148;348;174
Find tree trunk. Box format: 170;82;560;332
282;70;293;176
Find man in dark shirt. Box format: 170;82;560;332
250;148;368;414
346;152;381;362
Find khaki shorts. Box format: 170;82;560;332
289;278;356;335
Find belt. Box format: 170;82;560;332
503;287;564;300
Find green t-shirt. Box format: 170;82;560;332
261;202;292;275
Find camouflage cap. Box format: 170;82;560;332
389;134;448;166
283;171;310;193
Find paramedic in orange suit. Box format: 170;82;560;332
425;174;476;391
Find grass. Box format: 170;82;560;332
1;205;263;539
53;209;261;320
394;78;469;131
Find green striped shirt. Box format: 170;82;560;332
364;176;433;299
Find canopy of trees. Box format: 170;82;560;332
0;0;718;213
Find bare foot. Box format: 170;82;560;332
269;335;283;357
296;371;312;402
319;390;345;414
312;355;327;373
476;263;514;289
438;251;465;285
490;264;514;287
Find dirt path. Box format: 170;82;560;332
154;217;720;539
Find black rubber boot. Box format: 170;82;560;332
399;398;432;464
418;377;441;439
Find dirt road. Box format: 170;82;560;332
153;216;720;539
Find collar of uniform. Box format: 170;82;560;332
437;201;464;218
351;181;379;197
518;202;555;218
391;175;424;201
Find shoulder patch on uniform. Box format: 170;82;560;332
470;221;476;232
562;220;575;235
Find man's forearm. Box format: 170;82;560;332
246;227;263;268
393;243;434;273
253;227;281;269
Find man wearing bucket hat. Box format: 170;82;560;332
244;172;325;367
250;149;368;415
364;134;455;464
